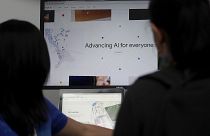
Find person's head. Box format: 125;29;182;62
149;0;210;76
0;19;50;135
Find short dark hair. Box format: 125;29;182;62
149;0;210;76
0;20;50;135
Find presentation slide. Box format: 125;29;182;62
61;93;122;129
43;1;157;86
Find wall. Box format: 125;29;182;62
0;0;40;28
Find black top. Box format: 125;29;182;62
114;67;210;136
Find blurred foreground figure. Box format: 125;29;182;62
0;19;112;136
114;0;210;136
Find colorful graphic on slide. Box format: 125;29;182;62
72;9;111;22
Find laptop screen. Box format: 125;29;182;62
59;89;123;129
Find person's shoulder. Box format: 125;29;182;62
0;119;17;136
129;70;165;92
127;67;183;98
44;98;59;114
43;98;68;135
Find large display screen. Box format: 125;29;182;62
41;0;157;86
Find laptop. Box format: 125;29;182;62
59;88;124;129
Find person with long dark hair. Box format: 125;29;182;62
114;0;210;135
0;19;112;136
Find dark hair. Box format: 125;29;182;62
149;0;210;77
0;20;50;135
